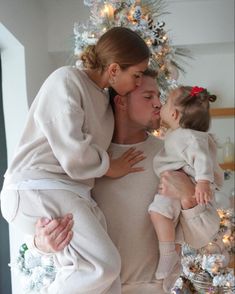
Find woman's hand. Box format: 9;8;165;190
34;214;74;253
158;170;197;209
105;147;146;178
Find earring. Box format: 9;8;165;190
109;77;116;86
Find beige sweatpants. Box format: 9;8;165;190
0;188;121;294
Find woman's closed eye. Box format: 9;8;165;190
134;73;142;79
144;95;153;100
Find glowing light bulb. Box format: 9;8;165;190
222;236;230;245
152;130;160;137
103;4;114;18
128;6;135;21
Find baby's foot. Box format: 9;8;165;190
155;250;180;280
162;259;182;293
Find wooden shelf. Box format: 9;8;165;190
211;107;234;171
210;107;235;117
219;162;235;171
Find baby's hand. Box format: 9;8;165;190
195;180;212;204
105;148;146;178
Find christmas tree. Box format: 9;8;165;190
73;0;190;98
172;209;235;293
12;1;235;293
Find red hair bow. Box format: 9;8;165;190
190;86;204;97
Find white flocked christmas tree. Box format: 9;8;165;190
13;1;235;293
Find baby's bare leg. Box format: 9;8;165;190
150;212;175;242
150;212;180;280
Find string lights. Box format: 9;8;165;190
74;0;190;96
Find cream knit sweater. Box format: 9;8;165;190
4;66;114;195
153;128;223;188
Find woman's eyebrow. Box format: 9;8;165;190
142;90;156;94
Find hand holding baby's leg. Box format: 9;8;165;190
34;214;73;253
159;170;197;209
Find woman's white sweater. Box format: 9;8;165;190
4;66;114;197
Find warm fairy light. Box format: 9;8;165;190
146;39;152;46
172;208;235;292
211;265;219;273
102;3;114;18
152;129;160;137
127;6;135;21
152;126;168;139
222;236;230;246
217;209;224;218
74;0;191;96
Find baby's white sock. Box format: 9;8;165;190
155;241;179;280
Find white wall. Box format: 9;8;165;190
41;0;90;53
165;0;234;46
0;0;54;105
178;44;234;108
0;24;28;163
0;1;55;293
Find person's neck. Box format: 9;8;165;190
112;120;148;145
170;124;180;131
166;119;180;131
84;69;108;89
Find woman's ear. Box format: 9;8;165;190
108;63;121;78
107;63;121;86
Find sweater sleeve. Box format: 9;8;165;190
184;135;214;183
34;68;110;180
